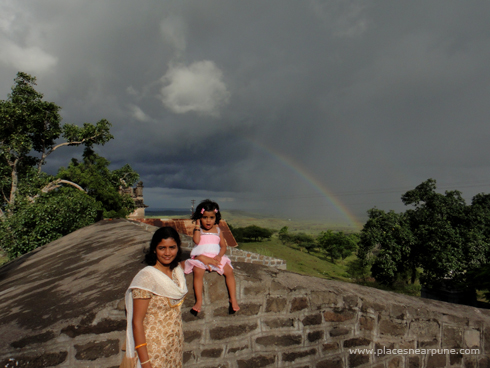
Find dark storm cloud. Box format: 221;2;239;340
2;0;490;224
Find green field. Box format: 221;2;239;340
222;211;360;234
222;211;426;297
237;236;425;297
237;237;354;282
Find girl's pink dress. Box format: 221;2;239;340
184;227;232;275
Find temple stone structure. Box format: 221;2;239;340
119;181;148;219
1;219;490;367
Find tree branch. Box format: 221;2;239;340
37;133;105;172
28;179;85;202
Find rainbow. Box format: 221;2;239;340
246;139;363;229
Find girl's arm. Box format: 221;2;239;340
132;297;152;367
192;219;201;244
215;231;227;262
195;255;220;270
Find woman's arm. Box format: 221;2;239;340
132;297;152;367
192;219;201;244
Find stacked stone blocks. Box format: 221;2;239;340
181;266;489;368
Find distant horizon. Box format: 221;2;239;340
144;207;361;229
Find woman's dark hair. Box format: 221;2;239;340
191;199;221;224
144;226;182;269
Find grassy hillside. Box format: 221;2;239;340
237;237;354;282
238;236;423;297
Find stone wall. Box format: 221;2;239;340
131;218;287;270
1;220;490;368
180;264;490;368
180;237;287;270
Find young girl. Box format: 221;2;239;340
184;199;240;314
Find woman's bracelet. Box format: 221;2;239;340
135;342;147;349
140;359;151;365
193;228;200;232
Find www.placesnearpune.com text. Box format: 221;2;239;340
349;347;480;356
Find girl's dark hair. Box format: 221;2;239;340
191;199;221;224
144;226;182;269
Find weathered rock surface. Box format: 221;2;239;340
1;219;490;367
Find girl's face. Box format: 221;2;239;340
155;238;178;266
201;210;216;230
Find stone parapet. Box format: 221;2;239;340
1;220;490;367
180;241;287;270
179;265;490;368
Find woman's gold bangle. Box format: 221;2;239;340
135;343;147;349
140;359;151;365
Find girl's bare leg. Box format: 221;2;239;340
223;264;239;311
192;268;205;312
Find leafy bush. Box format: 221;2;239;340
1;188;99;259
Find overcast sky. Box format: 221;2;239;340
2;0;490;227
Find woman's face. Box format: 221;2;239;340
155;237;178;266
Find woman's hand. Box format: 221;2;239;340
213;255;222;264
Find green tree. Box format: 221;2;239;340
358;179;490;290
228;224;244;242
358;209;415;285
229;224;275;242
278;226;290;245
242;225;275;242
57;148;139;218
290;232;316;253
401;179;479;288
345;258;371;282
277;227;316;252
0;72;112;214
318;230;358;263
0;72;134;260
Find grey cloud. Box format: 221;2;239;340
160;61;230;117
2;0;490;225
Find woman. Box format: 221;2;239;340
124;227;188;368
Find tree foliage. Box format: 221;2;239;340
57;148;138;218
358;209;415;285
0;72;113;212
1;188;99;259
317;230;358;262
277;226;316;253
358;179;490;291
229;224;275;242
0;72;136;260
